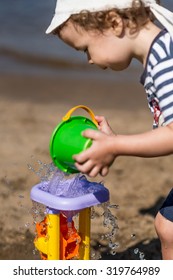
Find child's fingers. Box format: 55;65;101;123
73;149;88;162
95;115;106;123
88;166;101;177
74;160;94;174
82;128;100;140
100;166;109;176
75;159;101;177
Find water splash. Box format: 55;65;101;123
31;201;46;222
28;160;107;198
89;202;120;259
27;160;56;182
40;170;106;198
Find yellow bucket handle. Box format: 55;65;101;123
62;105;98;127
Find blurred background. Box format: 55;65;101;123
0;0;171;78
0;0;172;260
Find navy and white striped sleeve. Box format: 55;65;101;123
152;56;173;125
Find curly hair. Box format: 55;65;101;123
67;0;161;34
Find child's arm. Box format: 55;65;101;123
73;120;173;177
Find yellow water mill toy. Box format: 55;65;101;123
30;174;109;260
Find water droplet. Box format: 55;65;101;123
134;248;139;254
101;235;105;240
131;233;136;240
112;243;119;250
139;252;145;259
111;250;116;255
91;252;96;258
108;204;119;209
25;222;30;228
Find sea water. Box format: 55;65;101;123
3;0;172;80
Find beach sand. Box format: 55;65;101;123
1;71;172;260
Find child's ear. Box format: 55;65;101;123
110;13;124;37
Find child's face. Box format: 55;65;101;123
58;20;133;71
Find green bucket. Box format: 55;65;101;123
49;105;98;174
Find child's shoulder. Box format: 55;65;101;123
147;29;173;69
141;30;173;85
152;29;173;59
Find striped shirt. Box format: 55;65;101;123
140;29;173;128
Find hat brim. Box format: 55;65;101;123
45;13;70;34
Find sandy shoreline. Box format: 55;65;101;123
1;72;172;260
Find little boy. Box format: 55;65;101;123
46;0;173;259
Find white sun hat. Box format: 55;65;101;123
46;0;173;37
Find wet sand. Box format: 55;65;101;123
1;71;172;260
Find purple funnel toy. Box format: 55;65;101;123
30;174;109;212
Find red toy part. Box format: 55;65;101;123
60;214;81;260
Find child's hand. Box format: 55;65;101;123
73;128;116;177
95;115;115;136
